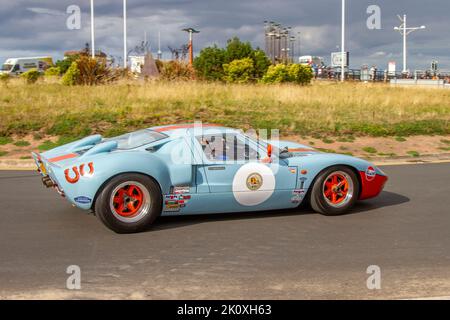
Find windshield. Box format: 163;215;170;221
106;129;168;150
1;64;12;71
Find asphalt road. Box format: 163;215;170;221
0;163;449;300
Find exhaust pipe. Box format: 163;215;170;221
42;176;55;188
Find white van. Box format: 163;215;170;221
299;55;324;67
0;57;54;75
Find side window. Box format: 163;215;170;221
197;134;259;162
12;64;20;72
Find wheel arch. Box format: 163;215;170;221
304;164;362;205
91;171;163;212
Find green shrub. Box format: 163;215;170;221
160;61;196;81
62;62;80;86
56;55;79;74
223;58;255;83
0;136;13;145
262;64;313;85
287;64;314;85
44;67;61;77
21;69;41;84
0;73;10;85
76;56;119;85
13;140;31;147
261;64;291;83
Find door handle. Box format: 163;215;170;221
208;166;226;171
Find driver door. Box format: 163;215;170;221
195;132;298;210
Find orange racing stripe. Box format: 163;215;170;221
48;153;78;163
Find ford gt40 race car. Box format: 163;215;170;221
32;124;388;233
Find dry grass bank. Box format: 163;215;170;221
0;80;449;140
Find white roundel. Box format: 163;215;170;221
232;163;276;206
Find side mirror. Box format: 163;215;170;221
267;144;272;158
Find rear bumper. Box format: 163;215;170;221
359;172;388;200
32;152;66;197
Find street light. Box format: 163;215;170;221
182;28;200;66
394;14;426;74
90;0;95;58
123;0;128;69
341;0;346;82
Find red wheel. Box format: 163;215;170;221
112;184;145;218
95;174;162;233
323;172;353;207
109;181;151;223
310;167;359;216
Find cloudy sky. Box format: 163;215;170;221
1;0;449;70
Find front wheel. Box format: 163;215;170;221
310;166;360;216
95;174;162;233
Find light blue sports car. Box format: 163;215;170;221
32;124;388;233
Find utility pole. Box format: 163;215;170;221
182;28;200;66
341;0;346;82
90;0;95;58
157;30;162;60
394;14;426;74
123;0;128;69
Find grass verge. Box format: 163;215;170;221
0;81;449;139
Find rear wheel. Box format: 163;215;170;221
95;174;162;233
310;166;359;216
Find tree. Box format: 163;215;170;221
194;37;271;82
194;45;226;81
223;58;255;84
224;37;253;62
252;49;271;79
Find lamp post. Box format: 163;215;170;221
182;28;200;66
394;15;426;74
341;0;346;82
123;0;128;68
90;0;95;58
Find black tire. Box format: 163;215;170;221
95;173;162;234
310;166;360;216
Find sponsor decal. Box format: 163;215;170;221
174;186;190;194
74;196;92;204
163;194;191;212
365;166;377;182
246;173;263;191
64;162;94;184
232;163;276;206
291;189;306;204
